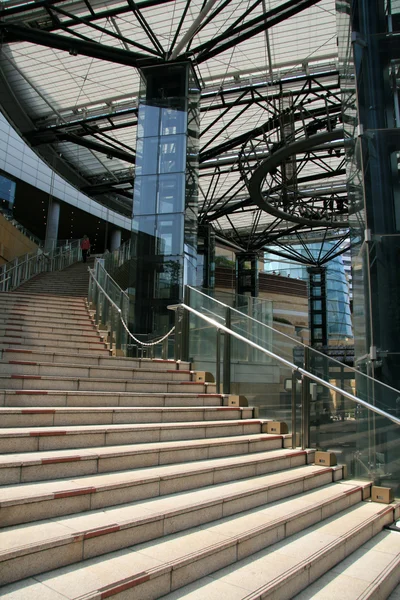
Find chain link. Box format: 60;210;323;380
119;316;175;346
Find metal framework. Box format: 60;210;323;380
0;0;347;258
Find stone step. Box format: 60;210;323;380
0;338;108;351
0;361;193;382
0;373;216;393
0;390;222;408
0;454;331;528
0;314;95;327
293;528;400;599
0;405;253;427
0;433;291;485
0;348;190;370
0;305;91;319
0;293;88;307
0;418;263;453
0;494;394;599
0;330;103;343
158;502;396;600
0;322;97;335
0;476;365;587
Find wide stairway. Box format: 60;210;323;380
0;270;399;599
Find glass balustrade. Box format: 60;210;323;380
183;285;400;496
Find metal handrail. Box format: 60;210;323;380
0;239;82;292
188;286;400;398
170;302;400;427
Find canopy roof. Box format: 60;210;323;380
0;0;346;251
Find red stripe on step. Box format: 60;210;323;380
241;420;261;425
30;431;66;436
54;487;96;499
15;390;48;395
42;456;81;464
9;360;37;365
344;486;362;496
180;381;204;385
84;525;120;539
286;451;306;458
198;394;222;397
4;349;33;353
308;468;333;476
5;333;22;337
11;375;41;379
167;369;191;374
216;407;239;411
5;328;22;332
252;435;282;441
22;409;55;414
100;574;150;599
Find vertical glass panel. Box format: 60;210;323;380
135;138;159;175
133;176;157;215
160;108;186;136
159;135;186;174
137;105;161;138
158;173;185;213
156;213;183;255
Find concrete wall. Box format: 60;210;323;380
0;213;38;265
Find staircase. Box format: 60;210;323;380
0;268;399;599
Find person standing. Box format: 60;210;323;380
80;235;90;263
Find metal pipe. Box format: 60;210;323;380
291;371;297;449
216;329;221;394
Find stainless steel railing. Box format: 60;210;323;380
169;302;400;451
0;239;82;292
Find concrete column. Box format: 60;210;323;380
45;199;60;252
110;229;122;251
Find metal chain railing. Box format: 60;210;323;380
88;258;175;357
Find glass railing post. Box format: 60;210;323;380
291;371;298;449
216;329;221;394
174;307;183;362
115;292;124;353
180;287;190;362
223;307;231;394
301;347;311;449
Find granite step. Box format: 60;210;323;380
0;322;97;335
0;405;253;428
0;293;88;306
0;338;108;351
0;315;97;328
0;348;189;370
0;373;216;393
0;456;334;528
0;418;263;453
0;331;103;343
0;390;222;408
0;495;395;599
0;433;292;485
0;475;365;587
0;361;195;382
293;528;400;599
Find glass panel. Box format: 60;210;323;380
185;286;400;495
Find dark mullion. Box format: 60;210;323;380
0;23;159;68
201;89;249;138
83;0;96;17
51;4;161;56
169;0;192;57
126;0;165;56
184;0;235;53
200;103;251;153
192;0;321;63
1;0;172;19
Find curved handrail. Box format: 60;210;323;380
170;302;400;427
